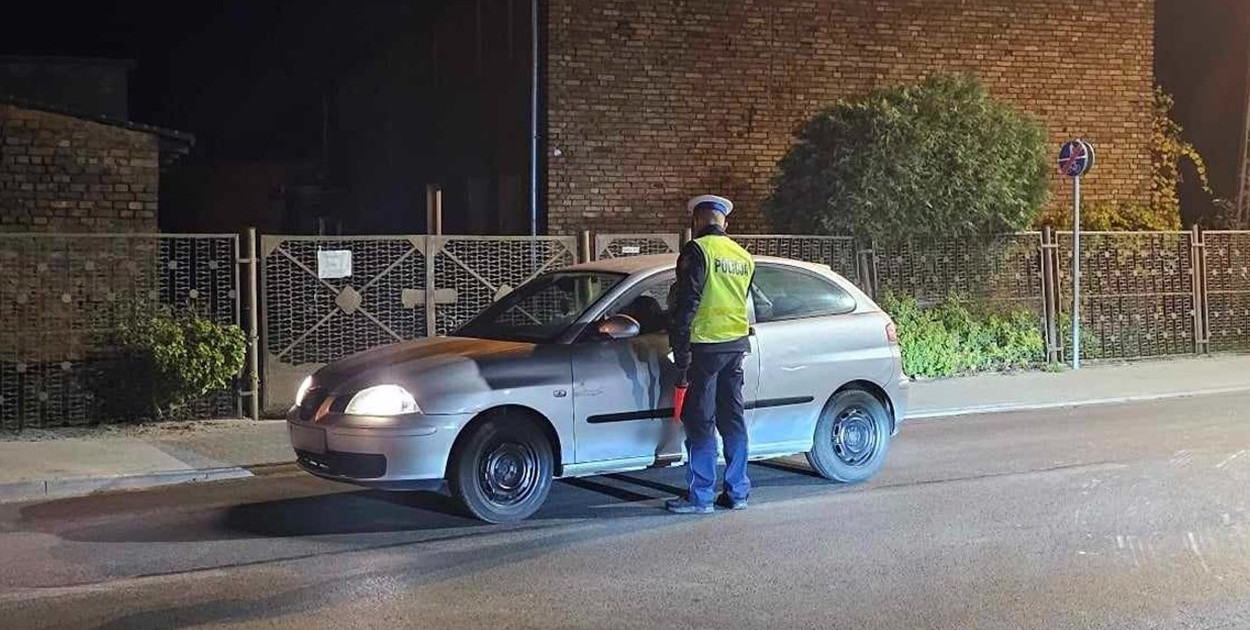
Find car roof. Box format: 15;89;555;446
562;253;835;276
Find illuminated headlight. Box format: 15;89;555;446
295;376;313;406
344;385;420;416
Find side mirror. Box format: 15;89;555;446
597;314;641;340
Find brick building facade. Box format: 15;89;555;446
546;0;1155;235
0;102;189;232
1;100;197;415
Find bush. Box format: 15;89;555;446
765;73;1049;245
93;308;247;421
881;293;1045;378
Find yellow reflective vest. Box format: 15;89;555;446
689;234;754;344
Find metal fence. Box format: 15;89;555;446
259;234;576;413
596;229;1250;366
736;235;865;289
595;233;869;290
593;233;681;259
7;228;1250;428
1055;231;1199;360
876;233;1044;311
1204;231;1250;352
0;233;240;429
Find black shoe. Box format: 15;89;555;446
716;494;749;511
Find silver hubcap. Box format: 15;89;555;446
832;407;878;467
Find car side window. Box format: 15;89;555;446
606;273;676;336
752;265;856;322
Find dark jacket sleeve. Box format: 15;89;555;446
669;240;706;356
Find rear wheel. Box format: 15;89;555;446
450;414;554;523
805;389;891;483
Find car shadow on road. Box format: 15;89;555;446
24;477;675;544
22;460;840;544
216;467;715;539
221;489;480;537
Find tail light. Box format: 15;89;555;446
885;320;899;345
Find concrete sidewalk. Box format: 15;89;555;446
2;354;1248;503
907;354;1250;419
0;420;290;503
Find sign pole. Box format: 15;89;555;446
1072;174;1082;370
1058;138;1093;371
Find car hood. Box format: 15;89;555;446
311;336;569;415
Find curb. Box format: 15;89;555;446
0;466;254;504
905;385;1250;420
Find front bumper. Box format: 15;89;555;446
287;409;473;489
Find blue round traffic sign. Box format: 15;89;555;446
1058;139;1095;178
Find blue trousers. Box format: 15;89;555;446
681;351;750;507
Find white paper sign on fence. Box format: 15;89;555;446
317;250;353;279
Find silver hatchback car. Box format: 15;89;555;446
288;254;909;522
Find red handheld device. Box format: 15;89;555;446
673;382;688;421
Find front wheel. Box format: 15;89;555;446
805;389;892;483
449;414;554;523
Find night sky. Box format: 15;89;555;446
5;1;1246;231
3;1;449;160
3;0;532;234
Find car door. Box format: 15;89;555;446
569;270;760;466
749;263;884;454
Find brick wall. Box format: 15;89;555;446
0;104;159;232
547;0;1155;235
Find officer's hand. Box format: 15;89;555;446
674;351;692;371
675;368;690;388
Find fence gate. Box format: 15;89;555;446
1203;231;1250;353
428;237;579;335
259;234;576;413
0;233;241;429
593;233;681;259
1055;231;1198;360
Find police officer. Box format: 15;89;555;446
667;194;755;514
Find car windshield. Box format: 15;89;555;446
454;271;626;343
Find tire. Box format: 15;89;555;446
805;389;892;483
449;413;554;523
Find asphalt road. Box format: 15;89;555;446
3;392;1250;630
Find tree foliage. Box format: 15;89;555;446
1149;87;1213;219
765;74;1050;244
